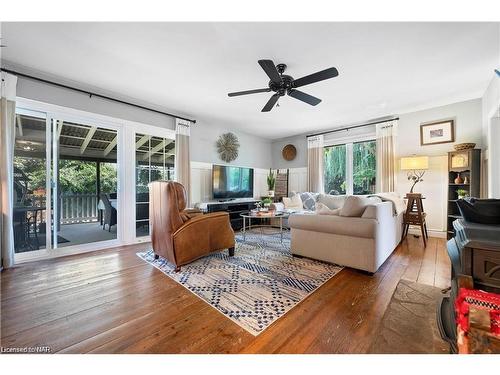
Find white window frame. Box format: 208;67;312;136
323;138;376;196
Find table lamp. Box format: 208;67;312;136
400;156;429;194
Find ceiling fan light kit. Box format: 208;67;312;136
228;59;339;112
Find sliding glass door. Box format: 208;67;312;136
13;106;121;259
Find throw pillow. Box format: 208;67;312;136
317;193;346;209
340;196;374;217
298;192;319;211
283;194;303;210
315;202;341;216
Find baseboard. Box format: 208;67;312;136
407;228;447;238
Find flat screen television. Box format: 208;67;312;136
212;165;254;199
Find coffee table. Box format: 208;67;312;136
240;211;290;243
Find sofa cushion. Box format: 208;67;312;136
317;194;346;209
289;213;376;238
339;196;379;217
315;202;340;216
283;194;303;210
296;192;318;210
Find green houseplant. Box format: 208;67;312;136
456;189;469;200
267;170;276;197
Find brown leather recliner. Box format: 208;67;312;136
149;181;235;271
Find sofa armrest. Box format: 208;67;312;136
361;202;394;223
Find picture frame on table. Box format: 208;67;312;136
420;119;455;146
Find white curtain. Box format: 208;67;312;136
174;118;191;206
307;135;324;193
1;72;18;270
376;120;398;193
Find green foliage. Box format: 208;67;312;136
14;157;117;194
323;144;346;194
456;189;468;197
323;141;376;195
266;170;275;190
261;197;273;205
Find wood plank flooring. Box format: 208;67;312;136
0;236;450;353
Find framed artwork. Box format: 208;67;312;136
420;119;455;146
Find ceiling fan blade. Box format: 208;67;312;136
288;90;322;106
258;59;282;84
293;67;339;88
261;94;280;112
228;88;271;97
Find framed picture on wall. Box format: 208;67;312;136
420;119;455;146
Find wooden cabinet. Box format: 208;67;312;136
447;149;481;239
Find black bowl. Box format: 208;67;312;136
456;198;500;225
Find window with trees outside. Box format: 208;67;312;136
324;140;376;195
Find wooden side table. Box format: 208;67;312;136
401;193;428;247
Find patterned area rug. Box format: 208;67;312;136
137;229;343;335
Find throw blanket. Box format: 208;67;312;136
368;193;407;216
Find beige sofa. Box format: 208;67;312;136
288;196;404;273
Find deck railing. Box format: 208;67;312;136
60;193;99;224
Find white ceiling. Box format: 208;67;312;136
2;22;499;139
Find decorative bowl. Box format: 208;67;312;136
453;143;476;151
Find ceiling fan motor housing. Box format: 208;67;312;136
269;63;294;96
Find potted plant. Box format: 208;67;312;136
456;189;469;200
261;197;273;211
267;170;276;197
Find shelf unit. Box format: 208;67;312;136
446;148;481;239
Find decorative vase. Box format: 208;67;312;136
454;173;463;184
464;176;469;184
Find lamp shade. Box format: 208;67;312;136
400;156;429;170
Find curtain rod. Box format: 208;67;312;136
1;68;197;124
306;117;398;138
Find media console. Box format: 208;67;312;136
198;199;259;230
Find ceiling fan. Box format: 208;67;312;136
228;59;339;112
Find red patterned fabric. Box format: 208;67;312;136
455;288;500;335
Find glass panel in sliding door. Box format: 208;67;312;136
135;133;175;237
53;120;118;248
13;112;48;254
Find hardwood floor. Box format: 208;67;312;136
0;236;450;353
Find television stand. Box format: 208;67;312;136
217;198;235;202
200;199;259;230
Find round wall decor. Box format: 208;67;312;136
216;132;240;163
282;144;297;161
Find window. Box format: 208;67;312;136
353;140;376;195
324;140;376;195
323;144;347;195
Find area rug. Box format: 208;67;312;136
137;229;343;335
368;279;450;353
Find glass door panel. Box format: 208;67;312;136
135;133;175;237
13;112;48;254
52;119;119;248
